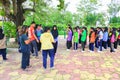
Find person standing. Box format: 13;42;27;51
89;27;96;52
103;27;108;49
81;27;87;52
73;27;79;50
28;22;39;57
35;24;43;51
0;28;8;60
97;27;103;52
51;25;59;56
40;27;55;69
19;26;31;71
66;25;73;51
114;28;119;50
117;28;120;46
110;28;116;52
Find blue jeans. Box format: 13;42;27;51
30;40;38;56
74;42;78;50
98;39;103;51
42;49;54;69
21;45;30;69
89;43;94;51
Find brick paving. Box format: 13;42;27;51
0;36;120;80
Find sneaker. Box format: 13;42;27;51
22;68;29;71
50;67;55;70
3;58;8;61
27;65;32;68
90;51;94;53
81;50;85;52
97;50;101;52
66;49;70;51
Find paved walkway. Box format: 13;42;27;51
0;37;120;80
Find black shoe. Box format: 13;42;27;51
3;58;8;60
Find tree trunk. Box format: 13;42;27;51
15;0;24;27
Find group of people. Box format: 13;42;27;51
66;25;120;53
0;22;120;71
18;22;58;71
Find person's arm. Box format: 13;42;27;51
23;35;30;45
32;29;39;42
50;34;55;43
0;37;6;47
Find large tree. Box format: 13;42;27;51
0;0;28;27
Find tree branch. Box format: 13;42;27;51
23;8;35;13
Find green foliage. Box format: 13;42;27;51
3;22;16;38
0;9;5;16
84;13;104;26
109;17;120;28
110;17;120;23
57;0;65;10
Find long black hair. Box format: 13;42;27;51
104;27;108;32
51;25;58;39
0;28;4;40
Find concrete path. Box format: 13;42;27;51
0;37;120;80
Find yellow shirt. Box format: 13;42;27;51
40;32;54;50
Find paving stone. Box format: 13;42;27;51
1;37;120;80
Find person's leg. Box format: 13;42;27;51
118;39;120;45
37;41;40;51
110;43;115;52
91;43;94;51
48;49;54;68
39;42;41;51
67;41;70;49
81;41;85;51
79;35;81;44
70;41;72;48
42;50;48;69
105;41;108;49
115;41;118;49
76;43;78;50
32;40;38;56
75;43;77;50
1;49;7;60
21;52;27;69
89;43;91;51
26;48;30;67
100;40;103;51
95;37;98;48
74;42;75;50
66;41;69;49
54;41;58;54
108;39;110;47
102;41;105;49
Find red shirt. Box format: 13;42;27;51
28;26;35;41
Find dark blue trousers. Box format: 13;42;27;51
21;45;30;69
89;43;94;51
30;40;38;56
74;42;78;50
103;41;107;49
95;37;99;48
42;49;54;69
0;48;7;60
